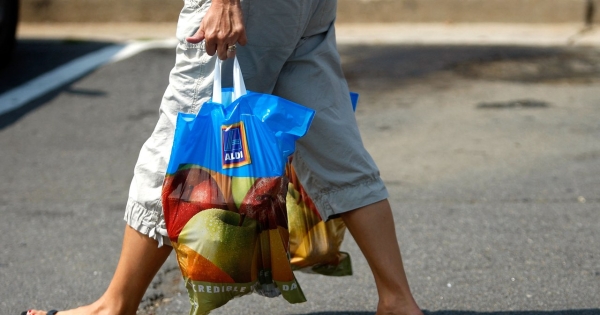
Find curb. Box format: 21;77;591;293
20;0;599;24
336;0;598;24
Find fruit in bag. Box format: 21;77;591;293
286;161;352;276
285;92;359;276
161;70;315;313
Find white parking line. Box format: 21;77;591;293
0;39;178;117
110;39;178;63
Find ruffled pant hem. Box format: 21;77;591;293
124;198;171;248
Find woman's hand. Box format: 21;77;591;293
186;0;247;60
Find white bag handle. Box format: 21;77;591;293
212;57;247;104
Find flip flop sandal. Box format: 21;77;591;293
20;310;59;315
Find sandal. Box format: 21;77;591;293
20;311;59;315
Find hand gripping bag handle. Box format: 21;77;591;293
212;57;247;104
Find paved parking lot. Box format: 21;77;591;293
1;25;599;315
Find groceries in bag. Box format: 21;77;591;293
162;58;314;314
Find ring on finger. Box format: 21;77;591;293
227;45;236;52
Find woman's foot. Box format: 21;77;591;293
376;291;424;315
376;299;424;315
25;297;133;315
23;311;57;315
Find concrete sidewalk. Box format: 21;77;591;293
17;22;600;47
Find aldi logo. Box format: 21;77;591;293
221;122;251;168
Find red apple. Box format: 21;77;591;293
238;176;289;230
162;167;209;202
163;167;227;241
188;178;227;209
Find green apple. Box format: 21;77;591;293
231;176;256;209
178;208;258;283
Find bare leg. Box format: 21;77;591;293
29;225;172;315
340;199;423;315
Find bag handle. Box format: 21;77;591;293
212;57;247;104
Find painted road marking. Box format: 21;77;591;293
0;39;178;117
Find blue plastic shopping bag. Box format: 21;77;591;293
162;58;314;314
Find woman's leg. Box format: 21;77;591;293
29;225;172;315
340;199;423;315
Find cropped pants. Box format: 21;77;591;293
124;0;388;247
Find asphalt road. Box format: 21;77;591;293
1;40;599;315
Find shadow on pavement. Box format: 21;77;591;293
292;310;600;315
0;39;114;129
0;88;61;129
0;39;114;93
339;44;600;86
0;82;109;130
